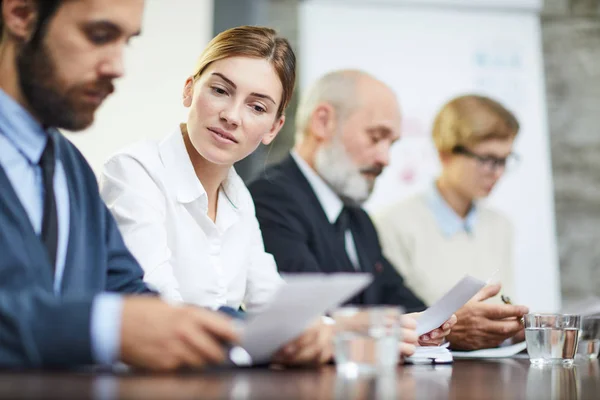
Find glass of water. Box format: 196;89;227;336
524;313;581;366
331;306;403;377
577;316;600;360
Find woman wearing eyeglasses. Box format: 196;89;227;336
373;94;520;308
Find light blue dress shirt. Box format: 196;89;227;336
0;88;121;365
426;182;478;237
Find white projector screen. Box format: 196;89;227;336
299;0;560;311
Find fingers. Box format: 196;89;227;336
282;325;320;355
402;327;418;345
275;323;332;366
421;327;447;342
481;319;524;338
180;307;242;365
399;342;416;357
278;343;321;365
471;283;502;302
443;314;458;330
419;337;445;346
274;337;326;366
419;313;457;345
191;308;240;344
401;315;417;330
319;345;334;364
479;303;529;320
512;328;526;343
179;322;229;364
171;339;207;369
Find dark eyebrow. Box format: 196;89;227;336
83;20;141;39
211;72;277;105
212;73;237;89
251;92;276;105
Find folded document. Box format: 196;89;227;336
239;273;373;364
416;275;486;336
406;344;453;364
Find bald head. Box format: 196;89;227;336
295;69;398;144
294;69;401;205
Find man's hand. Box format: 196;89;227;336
414;314;458;346
272;319;334;366
447;283;528;351
120;296;239;371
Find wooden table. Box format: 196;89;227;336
0;359;598;399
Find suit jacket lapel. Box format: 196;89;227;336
281;155;357;273
0;162;54;287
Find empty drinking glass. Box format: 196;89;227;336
524;313;581;366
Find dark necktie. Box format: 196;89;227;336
335;206;364;271
39;138;58;273
335;206;351;247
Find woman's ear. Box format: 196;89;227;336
308;103;337;142
182;77;194;108
262;115;286;145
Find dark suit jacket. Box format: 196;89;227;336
0;132;152;368
248;154;426;312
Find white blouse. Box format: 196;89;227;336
100;129;283;311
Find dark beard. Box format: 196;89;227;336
16;39;113;131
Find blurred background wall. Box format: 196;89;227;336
65;0;214;173
66;0;600;306
542;0;600;303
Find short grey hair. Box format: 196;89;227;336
294;69;375;145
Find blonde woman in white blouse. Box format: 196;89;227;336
101;26;292;311
101;27;334;365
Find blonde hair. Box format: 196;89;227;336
432;94;520;152
192;26;296;118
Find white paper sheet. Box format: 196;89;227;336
452;341;527;359
239;273;373;364
406;343;454;364
416;275;486;335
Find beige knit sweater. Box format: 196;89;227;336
372;193;515;306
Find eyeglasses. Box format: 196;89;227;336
452;145;520;172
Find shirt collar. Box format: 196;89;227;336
159;128;241;210
426;181;478;237
290;150;343;224
0;88;50;165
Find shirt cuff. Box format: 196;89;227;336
91;293;123;365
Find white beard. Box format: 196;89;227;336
314;137;372;205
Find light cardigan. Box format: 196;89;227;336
372;192;514;306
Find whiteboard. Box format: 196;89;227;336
307;0;542;12
299;0;560;311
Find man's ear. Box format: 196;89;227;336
262;115;285;145
308;103;337;142
2;0;38;42
182;77;194;108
